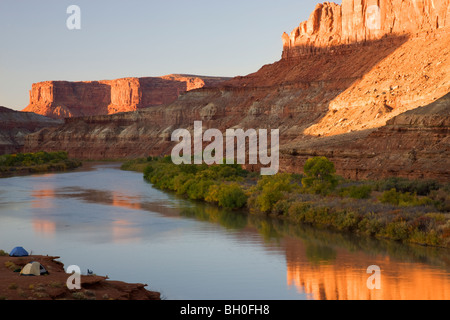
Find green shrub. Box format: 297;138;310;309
385;221;409;241
339;185;372;199
287;202;312;223
206;183;247;209
272;199;291;216
429;189;450;212
186;179;214;200
253;174;295;213
375;177;440;196
0;151;69;167
379;189;432;207
301;157;338;195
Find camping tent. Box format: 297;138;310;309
20;262;49;276
9;247;29;257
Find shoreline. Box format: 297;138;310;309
123;158;450;249
0;152;83;178
0;252;160;300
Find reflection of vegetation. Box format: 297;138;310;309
305;244;337;265
257;220;282;243
260;217;450;269
0;151;82;177
123;156;450;248
179;205;248;231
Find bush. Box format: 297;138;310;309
375;177;440;196
302;157;338;195
0;151;69;167
272;199;291;216
253;174;295;213
379;189;432;207
339;185;372;199
186;179;214;200
429;188;450;212
287;202;312;223
206;183;247;209
385;221;409;241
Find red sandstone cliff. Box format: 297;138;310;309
23;75;230;119
23;1;450;181
283;0;450;57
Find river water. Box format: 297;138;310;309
0;163;449;300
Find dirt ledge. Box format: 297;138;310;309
0;255;161;300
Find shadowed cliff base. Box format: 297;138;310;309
0;106;62;155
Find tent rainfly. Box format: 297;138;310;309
20;262;49;276
9;247;29;257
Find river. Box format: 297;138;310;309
0;162;449;300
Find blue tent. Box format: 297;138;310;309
9;247;29;257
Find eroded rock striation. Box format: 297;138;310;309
0;106;62;154
23;75;230;119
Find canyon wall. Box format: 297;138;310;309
0;106;62;154
283;0;450;58
23;75;230;119
23;1;450;181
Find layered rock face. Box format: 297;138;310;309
23;75;230;119
283;0;450;58
24;1;450;181
281;92;450;182
0;106;62;154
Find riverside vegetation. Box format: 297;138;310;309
0;151;82;177
121;156;450;248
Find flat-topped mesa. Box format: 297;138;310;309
282;0;450;58
23;74;230;119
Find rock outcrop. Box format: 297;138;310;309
0;106;62;155
23;75;230;119
283;0;450;58
23;1;450;181
281;92;450;182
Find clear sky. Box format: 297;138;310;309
0;0;340;110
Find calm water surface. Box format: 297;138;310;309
0;163;449;300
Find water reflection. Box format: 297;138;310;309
111;219;142;244
285;237;450;300
1;163;449;300
32;220;56;236
181;206;450;300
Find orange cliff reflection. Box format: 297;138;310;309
31;187;57;236
284;238;450;300
30;186;143;242
111;220;142;244
111;192;142;211
32;220;56;236
31;188;55;209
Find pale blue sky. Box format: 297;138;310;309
0;1;340;110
